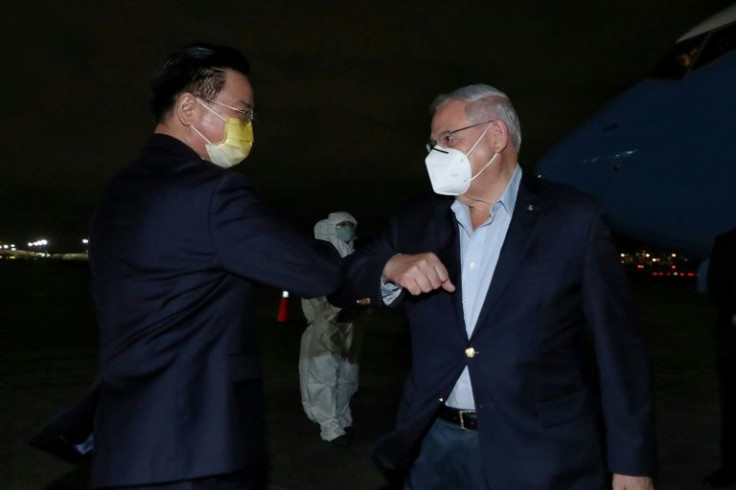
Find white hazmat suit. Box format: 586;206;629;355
299;211;361;442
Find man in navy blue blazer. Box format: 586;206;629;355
338;84;656;489
87;44;340;489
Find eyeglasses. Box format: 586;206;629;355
426;119;494;153
204;98;256;122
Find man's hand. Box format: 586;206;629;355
612;474;654;490
382;253;455;296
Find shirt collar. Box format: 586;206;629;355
451;164;523;228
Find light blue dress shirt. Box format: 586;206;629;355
445;165;522;409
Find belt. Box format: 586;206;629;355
437;404;479;430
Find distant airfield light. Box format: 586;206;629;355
27;239;49;248
82;239;89;244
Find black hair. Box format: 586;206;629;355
149;43;250;122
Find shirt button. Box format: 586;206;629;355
469;262;476;269
465;347;477;358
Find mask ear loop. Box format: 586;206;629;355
191;125;213;145
192;98;229;147
196;98;227;122
465;121;493;156
467;152;499;183
465;121;498;183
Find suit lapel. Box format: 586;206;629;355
471;176;542;335
431;201;466;334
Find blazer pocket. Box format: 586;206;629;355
536;389;595;428
228;354;262;381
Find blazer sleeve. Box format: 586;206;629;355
209;172;340;298
581;210;657;476
332;212;402;309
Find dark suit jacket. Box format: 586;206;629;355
708;228;736;327
339;174;656;489
88;134;340;487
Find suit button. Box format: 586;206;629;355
465;347;477;358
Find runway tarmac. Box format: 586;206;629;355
0;260;721;489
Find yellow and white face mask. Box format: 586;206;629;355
193;98;254;168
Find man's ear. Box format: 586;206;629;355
491;119;510;153
176;93;198;127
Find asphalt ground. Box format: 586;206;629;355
0;260;723;489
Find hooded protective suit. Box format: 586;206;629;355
299;212;360;441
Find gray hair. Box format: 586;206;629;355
431;84;522;150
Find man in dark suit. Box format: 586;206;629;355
87;44;340;489
338;84;656;489
704;228;736;488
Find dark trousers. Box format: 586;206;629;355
404;418;486;490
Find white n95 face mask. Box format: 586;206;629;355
424;123;498;196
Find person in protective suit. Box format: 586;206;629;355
299;211;361;444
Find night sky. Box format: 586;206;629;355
1;1;732;250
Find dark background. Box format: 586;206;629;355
1;1;733;250
1;4;731;487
